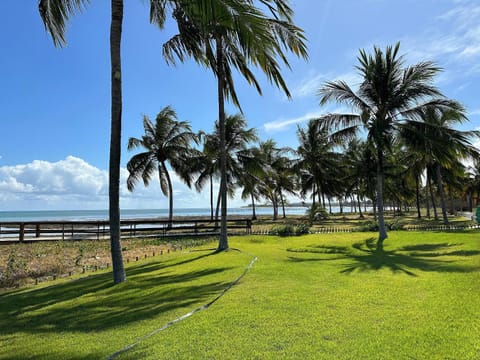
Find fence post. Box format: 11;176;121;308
35;224;41;238
19;223;25;242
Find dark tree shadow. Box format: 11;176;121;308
0;250;234;339
287;237;480;276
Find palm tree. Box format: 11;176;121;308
237;145;266;220
317;42;460;249
126;106;198;224
295;119;342;208
256;140;295;220
40;0;129;283
192;114;258;222
399;105;479;224
163;0;307;251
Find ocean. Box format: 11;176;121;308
0;207;310;222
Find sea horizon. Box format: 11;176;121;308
0;207;312;222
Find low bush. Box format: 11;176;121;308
270;224;295;236
270;223;310;236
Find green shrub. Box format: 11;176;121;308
269;223;310;236
359;220;403;232
269;224;295;236
294;223;310;235
305;204;328;225
358;220;379;232
0;251;28;288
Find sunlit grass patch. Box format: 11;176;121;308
1;231;479;359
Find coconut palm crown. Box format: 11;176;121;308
127;106;198;223
317;42;463;247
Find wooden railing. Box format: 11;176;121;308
0;218;252;243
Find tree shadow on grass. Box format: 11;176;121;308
287;237;480;276
0;250;234;337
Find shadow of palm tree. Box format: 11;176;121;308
0;253;234;336
287;237;480;276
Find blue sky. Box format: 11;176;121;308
1;0;479;211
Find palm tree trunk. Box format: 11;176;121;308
312;184;316;207
435;163;449;225
357;193;364;219
280;191;286;218
210;174;214;221
272;195;278;220
425;180;430;218
216;36;228;251
160;162;174;225
376;149;388;248
415;175;421;218
251;193;257;220
428;173;438;220
109;0;126;284
215;187;221;227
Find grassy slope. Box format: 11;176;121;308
1;231;479;359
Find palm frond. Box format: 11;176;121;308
39;0;90;47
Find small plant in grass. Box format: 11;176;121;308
270;224;295;236
270;224;310;236
0;250;28;288
305;204;328;225
359;220;379;232
294;223;310;235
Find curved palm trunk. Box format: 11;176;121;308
435;163;449;225
216;36;229;251
415;175;421;218
210;174;214;221
251;193;257;220
280;190;286;218
312;184;316;207
273;197;278;220
428;173;439;220
376;150;388;248
357;193;364;219
160;162;174;225
109;0;126;284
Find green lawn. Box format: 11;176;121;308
1;231;479;359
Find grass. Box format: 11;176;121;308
1;231;479;359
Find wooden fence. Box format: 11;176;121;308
0;218;252;243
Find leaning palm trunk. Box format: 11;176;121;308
251;193;257;220
428;175;439;220
216;36;229;251
357;193;364;219
435;164;449;225
280;191;286;218
160;162;174;225
415;176;422;218
109;0;126;284
376;150;388;247
210;174;214;221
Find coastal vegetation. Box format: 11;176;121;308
1;231;479;359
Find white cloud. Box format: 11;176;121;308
0;156;247;211
291;70;361;99
292;72;326;98
400;1;480;84
263;110;325;132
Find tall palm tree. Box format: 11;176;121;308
317;42;459;249
163;0;307;251
399;105;479;224
295;119;342;208
126;106;198;224
39;0;129;283
256;140;295;220
192;114;258;221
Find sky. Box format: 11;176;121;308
1;0;480;211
